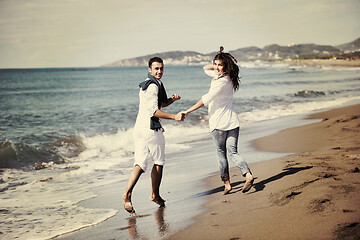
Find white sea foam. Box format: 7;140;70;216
239;96;360;126
161;124;209;154
240;61;273;69
318;65;360;71
0;167;118;240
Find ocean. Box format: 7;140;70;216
1;63;360;239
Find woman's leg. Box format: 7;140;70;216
226;127;251;175
226;127;254;192
211;129;229;181
211;129;232;194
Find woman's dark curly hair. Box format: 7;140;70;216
213;46;240;91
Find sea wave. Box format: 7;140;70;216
293;90;328;98
0;135;86;169
0;140;54;169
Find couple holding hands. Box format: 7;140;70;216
122;47;254;214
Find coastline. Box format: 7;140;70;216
54;104;359;240
168;104;360;240
285;58;360;68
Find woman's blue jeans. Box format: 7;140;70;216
210;127;251;181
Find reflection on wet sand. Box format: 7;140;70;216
154;207;169;236
118;207;169;239
127;216;139;239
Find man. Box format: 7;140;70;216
122;57;184;213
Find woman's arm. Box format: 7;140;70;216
183;99;204;117
203;64;214;71
181;64;214;118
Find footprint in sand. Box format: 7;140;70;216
329;185;355;195
342;209;356;213
308;198;331;213
334;222;360;239
271;191;302;206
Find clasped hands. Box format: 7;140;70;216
174;110;190;121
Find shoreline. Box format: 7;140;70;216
54;104;359;240
168;104;360;240
283;58;360;67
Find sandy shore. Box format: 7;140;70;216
287;58;360;67
168;104;360;240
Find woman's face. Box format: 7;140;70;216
213;59;224;76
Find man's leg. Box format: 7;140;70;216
150;164;165;207
122;165;144;213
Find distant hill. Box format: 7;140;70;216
103;38;360;67
262;44;341;59
104;51;212;67
336;38;360;52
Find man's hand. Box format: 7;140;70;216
174;112;185;121
162;94;181;108
181;111;189;119
179;111;189;120
171;94;181;102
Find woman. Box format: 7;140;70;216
183;47;254;194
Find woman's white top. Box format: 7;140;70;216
201;70;240;132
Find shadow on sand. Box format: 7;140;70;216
194;166;313;197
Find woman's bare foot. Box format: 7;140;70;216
122;194;135;213
223;181;232;195
242;173;254;193
150;195;166;207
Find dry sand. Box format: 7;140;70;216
289;59;360;67
168;104;360;240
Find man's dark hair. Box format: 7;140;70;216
148;57;163;67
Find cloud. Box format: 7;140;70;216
0;0;359;68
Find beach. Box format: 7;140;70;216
57;104;360;240
168;104;360;240
1;65;360;240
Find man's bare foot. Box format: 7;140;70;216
150;195;166;207
242;174;254;193
122;194;135;213
223;181;232;195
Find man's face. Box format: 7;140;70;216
148;62;164;80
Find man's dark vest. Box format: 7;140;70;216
139;73;168;130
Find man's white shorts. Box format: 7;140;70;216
133;129;165;172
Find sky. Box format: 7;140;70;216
0;0;359;68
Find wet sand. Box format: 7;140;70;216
168;104;360;240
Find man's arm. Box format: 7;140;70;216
154;109;184;121
161;94;181;108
